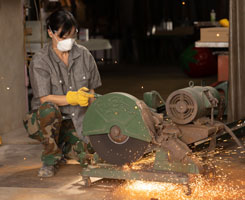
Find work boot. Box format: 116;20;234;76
37;165;55;178
59;156;67;165
54;157;67;169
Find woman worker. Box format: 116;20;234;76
23;9;101;177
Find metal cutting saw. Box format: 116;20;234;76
80;82;245;192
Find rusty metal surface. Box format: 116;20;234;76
178;123;223;144
165;87;220;125
166;90;198;124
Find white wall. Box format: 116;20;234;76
0;0;26;134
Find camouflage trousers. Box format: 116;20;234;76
23;102;86;166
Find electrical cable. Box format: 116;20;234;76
215;121;245;150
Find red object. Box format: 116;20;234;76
218;55;229;81
186;47;217;77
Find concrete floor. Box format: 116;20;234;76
1;64;244;200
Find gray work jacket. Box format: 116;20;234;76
29;42;102;141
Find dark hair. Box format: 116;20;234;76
46;9;77;38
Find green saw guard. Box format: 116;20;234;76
83;92;152;142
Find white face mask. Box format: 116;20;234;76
56;38;75;52
50;28;75;52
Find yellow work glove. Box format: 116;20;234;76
219;18;229;27
66;87;94;107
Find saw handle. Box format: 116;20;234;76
93;93;102;98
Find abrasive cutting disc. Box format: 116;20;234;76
89;131;149;166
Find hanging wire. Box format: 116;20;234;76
33;0;40;20
34;0;44;48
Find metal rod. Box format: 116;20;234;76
222;123;245;150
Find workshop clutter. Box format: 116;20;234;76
180;45;217;77
200;27;229;42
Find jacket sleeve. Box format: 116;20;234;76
29;56;51;98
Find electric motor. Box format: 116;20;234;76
166;86;220;124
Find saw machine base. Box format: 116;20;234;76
81;149;191;187
82;164;189;186
81;146;205;193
